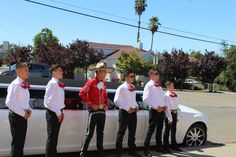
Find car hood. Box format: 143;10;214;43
179;104;205;115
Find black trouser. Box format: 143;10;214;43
9;112;27;157
45;109;62;157
80;109;106;157
164;112;178;148
116;109;137;154
144;109;165;153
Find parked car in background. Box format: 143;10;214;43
184;79;204;90
0;63;50;78
0;83;208;156
184;79;202;84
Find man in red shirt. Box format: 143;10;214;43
79;62;114;157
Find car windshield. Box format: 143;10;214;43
4;64;16;71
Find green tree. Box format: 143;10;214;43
33;28;59;52
135;0;147;42
116;52;152;76
148;16;159;51
218;46;236;91
189;50;202;60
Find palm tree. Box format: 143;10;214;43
135;0;147;43
148;16;159;51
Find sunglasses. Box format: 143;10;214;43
153;72;159;75
128;75;135;78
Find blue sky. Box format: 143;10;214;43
0;0;235;53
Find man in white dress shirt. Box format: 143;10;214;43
5;62;31;157
163;81;182;152
143;69;167;156
114;70;141;157
44;65;65;157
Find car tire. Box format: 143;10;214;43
184;123;207;147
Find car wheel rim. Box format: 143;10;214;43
185;127;206;146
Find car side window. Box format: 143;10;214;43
29;89;46;109
0;87;7;109
65;90;85;110
136;93;148;110
29;64;43;71
107;92;117;110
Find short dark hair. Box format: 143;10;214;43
16;62;28;70
123;70;134;79
148;69;158;76
50;64;62;74
165;81;174;87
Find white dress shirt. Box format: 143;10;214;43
143;80;165;109
44;77;65;116
5;76;30;117
164;90;180;122
114;82;138;111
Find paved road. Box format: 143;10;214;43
28;90;236;157
178;90;236;144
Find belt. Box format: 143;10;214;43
98;104;105;109
90;109;105;114
121;108;137;114
149;106;166;111
171;110;177;113
46;109;64;113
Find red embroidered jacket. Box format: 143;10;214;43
79;77;109;108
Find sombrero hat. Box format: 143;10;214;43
88;61;115;73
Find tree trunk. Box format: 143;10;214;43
209;83;213;92
85;67;88;81
180;76;183;91
150;33;154;51
137;15;141;42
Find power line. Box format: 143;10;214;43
48;0;236;44
24;0;234;47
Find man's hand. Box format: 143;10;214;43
27;109;32;117
135;106;139;112
23;111;30;120
168;121;173;125
104;106;108;111
58;113;64;123
91;105;99;111
156;106;164;113
127;108;133;114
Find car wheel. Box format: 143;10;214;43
184;123;207;147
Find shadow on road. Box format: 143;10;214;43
27;141;225;157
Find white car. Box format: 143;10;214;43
0;83;208;156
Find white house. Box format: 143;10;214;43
87;42;154;82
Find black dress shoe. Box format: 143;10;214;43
116;152;121;157
171;146;183;152
156;147;171;153
143;151;151;157
163;148;171;153
128;151;142;157
80;151;87;157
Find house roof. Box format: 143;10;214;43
88;42;149;59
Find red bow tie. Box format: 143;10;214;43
128;85;136;92
154;82;161;87
58;81;65;88
170;92;177;97
21;81;30;89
